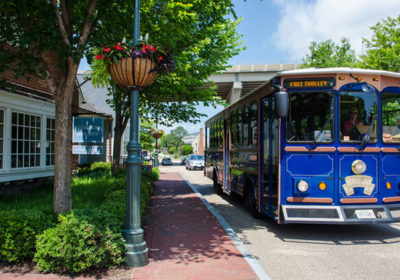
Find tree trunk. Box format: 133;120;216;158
112;123;122;176
52;70;76;213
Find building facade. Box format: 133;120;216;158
0;73;56;183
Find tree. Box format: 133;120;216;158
0;0;123;213
168;147;176;155
89;0;242;176
170;126;188;139
302;38;357;68
359;15;400;72
181;144;193;156
160;133;182;150
1;0;242;213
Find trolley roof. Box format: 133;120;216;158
280;67;400;79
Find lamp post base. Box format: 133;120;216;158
124;229;149;267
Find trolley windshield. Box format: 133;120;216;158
286;91;334;143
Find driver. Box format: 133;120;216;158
343;107;361;140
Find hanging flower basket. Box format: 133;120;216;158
93;42;174;89
109;57;158;88
150;129;164;139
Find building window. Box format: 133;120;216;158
46;118;55;166
0;110;3;169
11;112;41;168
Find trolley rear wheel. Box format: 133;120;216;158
213;170;223;195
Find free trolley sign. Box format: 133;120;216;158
284;78;335;89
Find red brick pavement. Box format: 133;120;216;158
131;171;257;280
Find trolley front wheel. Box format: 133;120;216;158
244;185;263;219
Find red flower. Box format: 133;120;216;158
158;56;163;60
149;45;156;52
113;45;124;51
143;43;149;50
107;57;111;61
95;54;104;60
103;47;111;53
85;227;89;232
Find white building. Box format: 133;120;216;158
182;128;204;155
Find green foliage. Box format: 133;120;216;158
0;168;156;273
34;212;125;273
90;161;111;171
151;167;160;181
302;38;357;68
170;126;188;139
140;121;157;151
0;210;55;263
160;125;188;151
89;0;243;127
359;15;400;72
168;146;176;155
181;144;193;156
0;182;53;213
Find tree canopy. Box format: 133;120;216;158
359;15;400;72
301;38;357;68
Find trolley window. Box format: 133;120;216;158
382;91;400;143
286;91;334;143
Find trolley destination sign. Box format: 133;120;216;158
284;78;335;89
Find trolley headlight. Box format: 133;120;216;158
296;180;309;192
352;160;367;174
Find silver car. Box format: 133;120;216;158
185;154;205;170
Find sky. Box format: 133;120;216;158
79;0;400;135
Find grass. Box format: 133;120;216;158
0;170;124;212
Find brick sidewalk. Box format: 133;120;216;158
131;171;257;280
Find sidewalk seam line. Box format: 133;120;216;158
180;172;272;280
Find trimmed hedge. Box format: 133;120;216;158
0;210;55;262
0;163;157;274
34;212;125;273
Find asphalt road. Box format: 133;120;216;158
159;162;400;280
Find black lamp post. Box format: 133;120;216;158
122;0;149;267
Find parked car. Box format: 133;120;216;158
181;157;187;165
185;154;205;170
161;157;173;166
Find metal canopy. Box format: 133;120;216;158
209;64;300;103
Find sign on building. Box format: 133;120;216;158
73;117;104;143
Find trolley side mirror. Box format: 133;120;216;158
275;91;289;118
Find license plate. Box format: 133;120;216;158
355;209;376;219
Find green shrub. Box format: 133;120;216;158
152;168;160;181
90;161;111;171
34;212;124;273
0;168;156;272
0;210;55;262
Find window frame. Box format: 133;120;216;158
0;109;4;169
46;118;55;166
381;90;400;144
286;90;335;144
11;111;41;169
338;89;378;144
